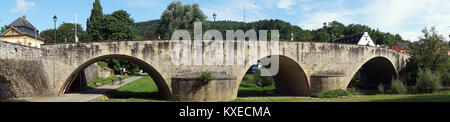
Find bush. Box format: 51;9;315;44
254;69;274;87
97;61;112;71
378;83;385;94
390;79;407;94
312;89;352;98
199;72;212;85
415;69;442;93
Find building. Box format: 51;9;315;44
390;42;410;53
334;32;376;47
0;16;44;48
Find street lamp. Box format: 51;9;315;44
213;12;217;29
53;15;57;43
213;12;217;22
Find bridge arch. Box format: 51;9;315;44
59;54;171;99
346;56;398;89
237;55;310;96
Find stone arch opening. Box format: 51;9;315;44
60;54;171;99
348;56;398;93
238;55;310;97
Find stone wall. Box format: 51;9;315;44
0;41;50;100
83;63;99;85
97;66;112;78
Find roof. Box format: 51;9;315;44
8;16;37;30
0;26;44;41
6;16;40;38
333;33;364;44
395;42;409;50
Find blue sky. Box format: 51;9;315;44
1;0;449;41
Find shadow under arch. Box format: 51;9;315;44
347;56;398;90
238;55;310;96
59;54;171;99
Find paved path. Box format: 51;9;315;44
18;75;146;102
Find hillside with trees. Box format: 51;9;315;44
136;19;409;47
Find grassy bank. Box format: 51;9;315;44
234;91;450;102
100;74;450;102
101;76;169;102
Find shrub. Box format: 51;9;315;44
199;72;212;85
390;79;407;94
254;69;274;87
312;89;352;98
378;83;385;94
97;61;112;71
415;69;442;93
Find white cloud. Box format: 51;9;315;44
277;0;296;9
10;0;36;14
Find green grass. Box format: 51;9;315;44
101;76;170;102
238;80;275;97
234;91;450;102
99;74;450;102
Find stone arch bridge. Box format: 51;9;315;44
1;40;409;101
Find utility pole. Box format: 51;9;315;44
75;13;79;43
243;5;246;23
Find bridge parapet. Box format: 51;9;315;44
0;41;42;60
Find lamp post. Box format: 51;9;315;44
53;15;57;43
213;12;217;29
213;12;217;22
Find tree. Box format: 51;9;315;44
40;23;87;43
104;59;140;74
57;23;88;43
40;29;56;43
157;1;210;39
86;0;104;41
101;10;136;40
0;25;7;34
401;27;449;85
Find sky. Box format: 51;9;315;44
1;0;449;41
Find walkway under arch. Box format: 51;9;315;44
59;54;171;99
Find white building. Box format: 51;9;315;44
334;32;376;47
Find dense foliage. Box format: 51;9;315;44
137;19;409;46
157;1;210;39
389;79;407;94
415;69;442;93
40;23;88;43
86;0;104;41
100;10;136;41
400;27;449;86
